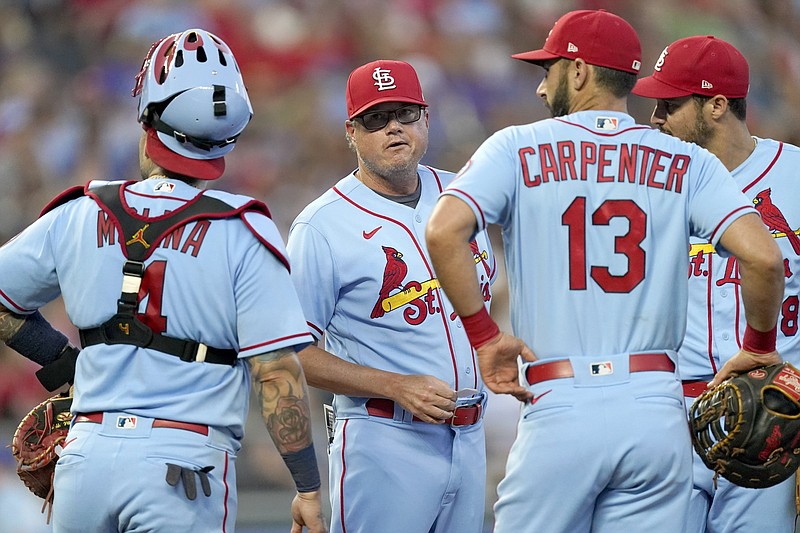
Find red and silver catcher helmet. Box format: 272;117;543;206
133;29;252;179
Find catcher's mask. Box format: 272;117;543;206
132;28;252;180
689;362;800;488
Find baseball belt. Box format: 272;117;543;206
365;398;483;427
74;412;208;436
681;379;710;398
525;352;675;385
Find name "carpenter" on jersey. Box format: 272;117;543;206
519;142;689;193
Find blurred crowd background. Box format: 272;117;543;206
1;0;800;531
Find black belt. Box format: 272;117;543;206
79;327;237;366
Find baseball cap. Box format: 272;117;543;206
512;9;642;74
633;36;749;99
346;60;428;119
144;126;225;180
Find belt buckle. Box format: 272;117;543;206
451;389;484;427
451;404;482;427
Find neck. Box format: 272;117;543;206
355;167;420;196
707;120;754;171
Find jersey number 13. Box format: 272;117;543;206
562;197;646;293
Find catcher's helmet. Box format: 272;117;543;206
132;29;252;179
690;362;800;488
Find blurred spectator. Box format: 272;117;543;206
2;1;800;529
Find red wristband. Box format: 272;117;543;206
742;324;777;354
461;307;500;348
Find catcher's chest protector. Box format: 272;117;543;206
77;182;261;365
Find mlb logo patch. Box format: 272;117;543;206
596;117;618;131
591;362;614;376
154;181;175;193
116;416;138;429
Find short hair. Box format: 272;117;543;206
593;65;637;98
692;95;747;121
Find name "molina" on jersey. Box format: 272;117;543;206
96;210;210;258
519;142;689;193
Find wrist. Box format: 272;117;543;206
281;444;321;493
742;324;777;354
461;307;500;348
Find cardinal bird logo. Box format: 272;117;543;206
753;188;800;255
371;246;408;319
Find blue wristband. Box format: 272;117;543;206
281;444;321;492
6;311;69;366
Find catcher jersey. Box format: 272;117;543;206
681;137;800;379
444;111;755;360
287;165;496;417
0;178;312;438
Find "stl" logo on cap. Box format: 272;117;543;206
372;67;396;91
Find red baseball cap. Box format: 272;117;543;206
144;126;225;180
346;60;428;119
512;9;642;74
633;36;749;99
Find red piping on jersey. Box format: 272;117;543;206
553;119;652;137
240;332;312;353
332;183;465;389
742;142;783;194
421;165;445;193
734;260;743;351
339;419;349;533
0;289;32;313
704;257;717;373
445;187;486;229
307;321;324;338
709;206;753;243
222;451;230;533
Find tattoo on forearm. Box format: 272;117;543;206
266;395;312;454
0;308;25;342
249;348;314;454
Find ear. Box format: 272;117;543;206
572;58;590;90
707;95;729;120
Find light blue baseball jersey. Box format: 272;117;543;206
444;111;755;360
680;137;800;533
682;137;800;378
0;178;312;438
287;165;496;417
288;164;494;533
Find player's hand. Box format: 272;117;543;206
290;490;328;533
391;374;457;423
477;331;536;402
709;349;782;388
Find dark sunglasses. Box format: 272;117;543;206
353;105;423;131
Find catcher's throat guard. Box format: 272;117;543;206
689;362;800;488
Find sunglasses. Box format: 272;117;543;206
353;105;424;131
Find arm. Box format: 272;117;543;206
709;213;785;386
426;195;535;402
0;303;78;391
298;344;456;423
247;348;327;533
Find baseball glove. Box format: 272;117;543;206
689;362;800;488
11;391;73;507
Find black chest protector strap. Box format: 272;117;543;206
78;183;239;366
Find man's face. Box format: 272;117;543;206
650;96;713;147
346;102;429;184
537;59;572;118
